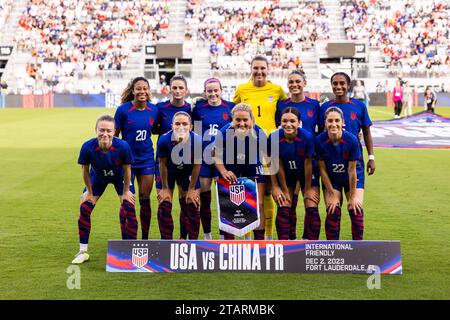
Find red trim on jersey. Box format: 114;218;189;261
163;101;172;108
109;146;118;151
94;146;101;151
324;139;332;144
294;137;302;142
348;99;357;105
339;138;348;144
285;98;291;104
279;138;287;143
304;97;313;104
128;105;136;112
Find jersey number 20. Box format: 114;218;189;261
136;130;147;141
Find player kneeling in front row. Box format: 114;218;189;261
315;107;364;240
72;115;137;264
213;103;267;240
156;112;202;240
268;108;320;240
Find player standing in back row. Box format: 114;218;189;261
114;77;159;239
192;78;234;240
319;72;376;240
275;70;322;240
155;75;192;239
233;55;287;240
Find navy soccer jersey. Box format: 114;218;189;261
192;99;234;142
78;137;133;182
192;99;234;177
213;123;267;179
268;127;314;179
314;131;362;191
155;100;192;136
319;98;372;139
114;101;159;169
275;97;320;135
156;131;202;174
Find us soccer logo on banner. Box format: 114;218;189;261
132;247;148;269
229;184;245;206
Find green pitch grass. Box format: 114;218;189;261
1;107;449;300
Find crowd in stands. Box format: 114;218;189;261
341;0;450;77
185;0;329;75
0;0;13;41
13;0;170;93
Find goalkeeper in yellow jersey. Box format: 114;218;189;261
233;55;287;240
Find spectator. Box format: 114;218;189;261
15;0;171;84
402;80;413;116
393;79;403;118
351;80;370;106
186;1;329;74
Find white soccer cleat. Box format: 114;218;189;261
72;251;90;264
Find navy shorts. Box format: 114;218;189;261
286;166;320;189
224;164;266;184
199;163;219;178
155;172;200;191
324;160;365;193
132;165;155;176
83;176;135;197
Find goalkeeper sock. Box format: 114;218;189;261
263;195;274;238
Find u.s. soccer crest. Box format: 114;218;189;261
216;177;260;236
229;184;245;206
132;247;148;268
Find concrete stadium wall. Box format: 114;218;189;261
2;93;450;108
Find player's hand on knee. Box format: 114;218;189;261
221;170;237;183
348;197;363;215
122;191;135;205
367;159;376;175
303;187;319;205
158;188;172;203
326;190;340;214
272;186;290;207
82;192;96;205
186;189;200;208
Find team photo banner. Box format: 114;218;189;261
216;177;260;237
106;240;402;274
